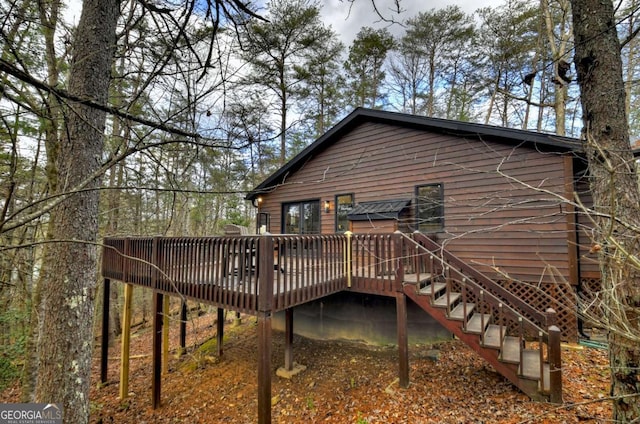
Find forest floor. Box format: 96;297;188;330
2;310;612;423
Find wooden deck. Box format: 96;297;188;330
100;232;563;424
102;235;351;314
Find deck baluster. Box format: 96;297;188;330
461;277;468;330
445;265;451;313
538;330;545;393
518;317;524;373
479;290;486;344
498;303;504;351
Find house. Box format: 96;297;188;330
246;107;600;343
100;108;598;423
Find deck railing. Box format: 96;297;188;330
102;231;561;401
102;235;349;314
349;233;402;293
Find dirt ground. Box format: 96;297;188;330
2;310;611;423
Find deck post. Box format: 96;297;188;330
284;308;294;371
547;307;563;403
119;238;132;399
100;278;110;385
162;295;170;374
152;290;163;409
119;283;133;400
257;235;274;424
394;233;409;388
548;324;563;403
179;300;187;356
217;308;225;356
396;292;409;388
257;311;272;424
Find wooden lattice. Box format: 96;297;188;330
497;280;579;342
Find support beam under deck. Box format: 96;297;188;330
217;308;224;356
152;290;163;409
257;311;272;424
119;283;133;400
100;278;110;384
396;292;409;388
179;301;187;356
284;308;294;371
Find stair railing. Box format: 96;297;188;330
407;232;547;329
399;232;562;400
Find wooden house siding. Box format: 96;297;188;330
257;120;575;284
574;177;600;280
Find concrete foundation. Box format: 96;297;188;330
276;363;307;379
272;292;451;346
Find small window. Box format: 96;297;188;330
282;200;320;234
335;194;354;232
416;184;444;232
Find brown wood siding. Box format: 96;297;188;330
258;121;573;283
574;177;600;279
351;220;397;233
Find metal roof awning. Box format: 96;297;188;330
347;199;411;221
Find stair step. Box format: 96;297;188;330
449;302;475;321
520;349;544;378
500;336;521;363
404;273;432;285
465;313;492;334
520;350;551;391
418;281;445;296
482;324;503;349
433;292;461;308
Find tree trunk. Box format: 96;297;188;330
571;0;640;421
34;1;119;423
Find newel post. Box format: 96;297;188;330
545;307;557;328
257;235;274;424
546;308;562;403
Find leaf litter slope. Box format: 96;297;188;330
2;310;611;423
96;312;610;423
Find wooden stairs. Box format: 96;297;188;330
400;233;562;403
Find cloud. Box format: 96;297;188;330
319;0;496;45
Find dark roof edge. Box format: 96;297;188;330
246;108;583;201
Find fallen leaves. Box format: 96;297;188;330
1;312;612;424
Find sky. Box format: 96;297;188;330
318;0;498;45
63;0;498;46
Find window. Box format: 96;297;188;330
257;212;270;234
335;194;354;232
416;184;444;232
282;200;320;234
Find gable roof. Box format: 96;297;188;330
246;108;583;201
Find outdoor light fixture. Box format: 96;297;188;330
324;200;331;213
252;196;263;208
